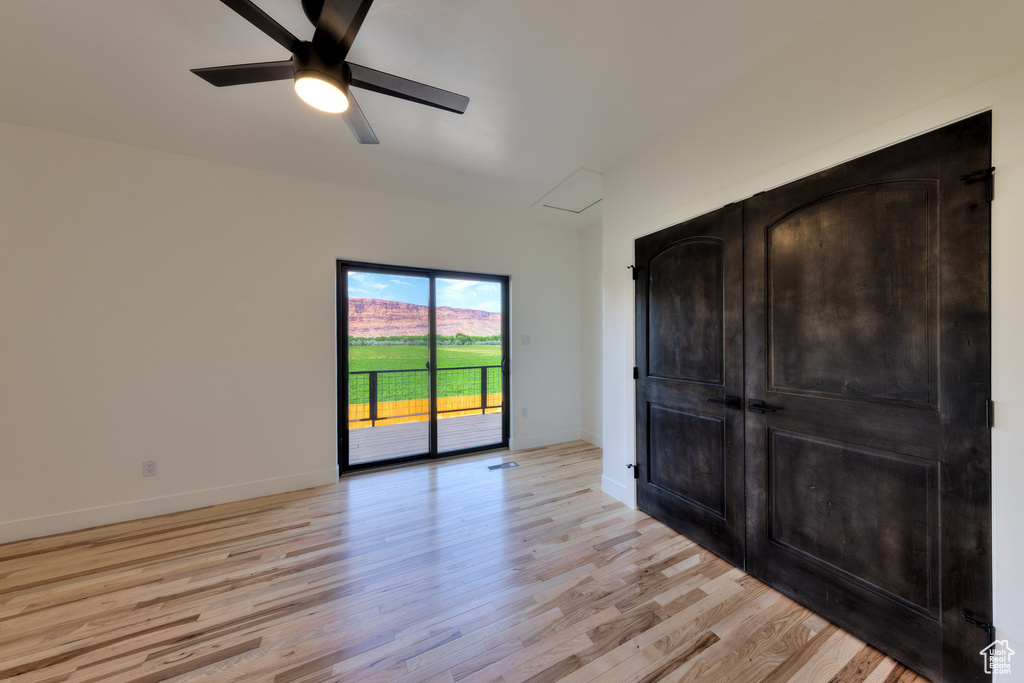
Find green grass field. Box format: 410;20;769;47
348;345;501;372
348;345;503;403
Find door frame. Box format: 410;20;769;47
336;260;510;473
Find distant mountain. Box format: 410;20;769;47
348;298;502;337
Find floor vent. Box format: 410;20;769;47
488;462;518;470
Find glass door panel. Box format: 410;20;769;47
346;270;430;465
434;277;505;454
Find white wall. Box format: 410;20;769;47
600;0;1024;670
580;222;603;446
0;121;582;543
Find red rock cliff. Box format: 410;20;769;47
348;298;502;337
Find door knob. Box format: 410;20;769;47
747;399;779;414
707;395;741;410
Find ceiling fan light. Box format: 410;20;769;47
294;73;349;113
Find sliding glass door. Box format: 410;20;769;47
344;270;430;465
338;262;509;471
435;277;505;453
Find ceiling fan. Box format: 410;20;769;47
191;0;470;144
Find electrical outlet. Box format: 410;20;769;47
521;406;529;418
143;460;157;477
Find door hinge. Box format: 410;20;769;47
633;366;639;380
628;265;637;280
961;609;995;643
626;463;639;479
987;399;995;428
960;166;995;202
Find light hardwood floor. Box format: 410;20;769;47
0;441;929;682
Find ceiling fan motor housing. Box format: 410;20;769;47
292;42;349;92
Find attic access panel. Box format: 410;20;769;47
533;168;603;214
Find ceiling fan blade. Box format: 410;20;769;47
312;0;374;57
191;60;294;87
219;0;300;52
341;92;379;144
346;63;469;114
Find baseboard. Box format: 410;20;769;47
509;428;582;452
602;474;636;509
0;467;339;545
581;430;603;448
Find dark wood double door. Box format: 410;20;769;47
635;114;992;682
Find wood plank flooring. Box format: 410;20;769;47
349;413;503;465
0;441;930;682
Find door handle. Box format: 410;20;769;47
747;399;779;414
706;395;741;410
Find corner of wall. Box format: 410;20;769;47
601;473;635;509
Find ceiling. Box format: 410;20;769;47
0;0;853;228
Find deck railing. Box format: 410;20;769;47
349;365;502;428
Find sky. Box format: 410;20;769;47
347;272;502;313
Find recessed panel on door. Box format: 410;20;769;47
648;239;724;384
767;182;938;407
768;429;940;618
648;406;726;518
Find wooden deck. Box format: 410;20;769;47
0;441;929;682
349;412;503;464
